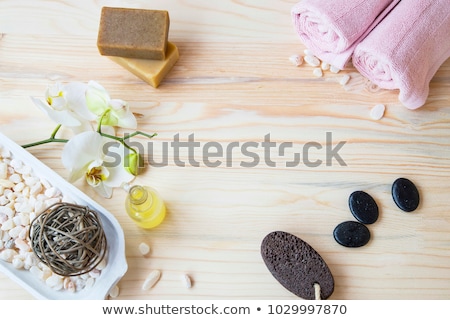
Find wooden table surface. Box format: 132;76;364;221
1;0;449;300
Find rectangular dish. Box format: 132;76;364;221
0;131;128;299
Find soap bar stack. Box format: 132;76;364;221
97;7;179;88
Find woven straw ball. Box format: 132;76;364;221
30;202;107;276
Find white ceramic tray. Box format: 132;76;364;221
0;131;128;299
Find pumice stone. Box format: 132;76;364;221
261;231;334;300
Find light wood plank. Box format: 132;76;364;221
0;0;450;300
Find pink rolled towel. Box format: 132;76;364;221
353;0;450;109
291;0;400;69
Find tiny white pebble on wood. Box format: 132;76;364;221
182;274;193;288
339;74;351;86
304;55;320;67
313;68;323;77
142;270;161;290
370;104;386;120
330;65;341;73
321;61;330;71
138;242;150;256
109;285;120;298
289;54;303;67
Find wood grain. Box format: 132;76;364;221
1;0;450;300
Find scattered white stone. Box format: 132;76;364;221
370;104;386;120
138;242;151;256
182;274;193;289
304;55;320;67
313;68;323;77
142;270;161;290
109;285;120;298
330;65;341;73
339;74;351;86
289;54;303;67
321;61;330;71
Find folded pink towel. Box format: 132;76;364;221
291;0;400;69
353;0;450;109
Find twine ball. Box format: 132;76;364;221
30;202;107;276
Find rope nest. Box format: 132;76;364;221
30;202;107;277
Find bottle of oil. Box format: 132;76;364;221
125;185;166;229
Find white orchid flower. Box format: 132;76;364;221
61;131;135;198
30;82;96;132
85;80;137;129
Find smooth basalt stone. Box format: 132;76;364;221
261;231;334;300
349;191;379;224
333;221;370;248
392;177;420;212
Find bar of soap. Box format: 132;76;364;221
108;42;179;88
97;7;170;60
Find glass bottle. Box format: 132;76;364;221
125;185;166;229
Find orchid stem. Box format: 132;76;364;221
21;124;68;149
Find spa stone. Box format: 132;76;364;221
261;231;334;300
392;178;420;212
348;191;379;224
97;7;170;60
333;221;370;248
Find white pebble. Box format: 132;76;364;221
95;258;107;271
29;265;44;280
30;183;43;196
15;238;30;252
330;65;341;73
182;274;193;288
138;242;150;256
313;68;323;77
13;182;25;193
10;159;23;170
339;74;351;86
44;187;59;198
0;206;14;218
142;270;161;290
304;55;320;67
289;54;303;67
109;285;120;298
370;104;386;120
0;179;14;189
0;248;17;262
12;256;24;269
321;61;330;71
8;225;24;239
1;218;15;231
89;269;101;278
46;274;64;290
9;174;22;184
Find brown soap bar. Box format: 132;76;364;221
97;7;170;60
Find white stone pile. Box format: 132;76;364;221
0;144;105;293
